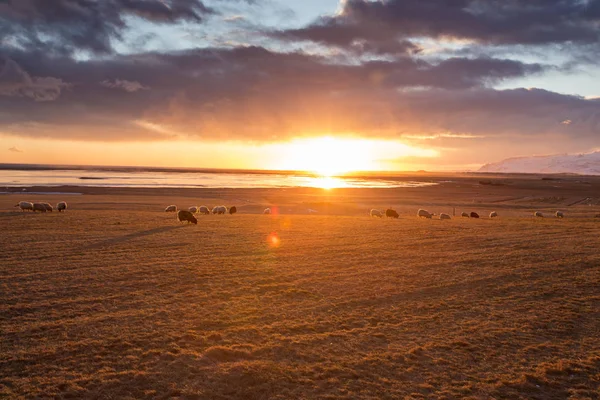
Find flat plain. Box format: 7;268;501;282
1;174;600;399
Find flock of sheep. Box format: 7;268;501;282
14;201;67;213
370;208;566;220
165;204;246;225
11;200;567;222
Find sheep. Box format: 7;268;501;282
188;206;199;213
32;203;47;212
165;205;177;212
534;211;544;218
177;210;197;224
263;208;272;215
15;201;33;212
42;203;53;212
199;206;210;215
229;206;237;215
555;211;564;218
212;206;227;215
489;211;498;218
461;212;469;218
370;209;383;218
386;208;399;218
440;213;451;220
56;201;67;212
470;212;480;218
417;209;433;219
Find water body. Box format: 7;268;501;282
0;165;438;189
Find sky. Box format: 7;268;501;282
1;0;600;173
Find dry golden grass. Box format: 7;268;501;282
1;183;600;399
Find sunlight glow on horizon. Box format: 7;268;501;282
1;133;440;172
272;136;439;176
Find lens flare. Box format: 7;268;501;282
268;232;281;247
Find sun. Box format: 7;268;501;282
280;136;376;176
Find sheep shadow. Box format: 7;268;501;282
85;225;187;250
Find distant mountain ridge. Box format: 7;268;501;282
478;152;600;175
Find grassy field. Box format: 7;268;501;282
1;185;600;399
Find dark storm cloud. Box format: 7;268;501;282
0;0;214;55
273;0;600;54
1;44;597;144
0;57;69;101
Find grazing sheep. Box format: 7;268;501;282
440;213;451;220
417;209;433;219
470;212;480;218
370;209;383;218
177;210;197;224
555;211;564;218
199;206;210;215
42;203;53;212
212;206;227;215
386;209;399;218
32;203;47;212
56;201;67;212
15;201;33;212
188;206;199;213
165;205;177;212
229;206;237;215
264;208;272;215
535;211;544;218
489;211;498;218
461;212;469;218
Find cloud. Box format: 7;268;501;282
224;15;245;22
101;79;149;92
8;146;23;153
0;44;597;151
0;57;69;101
0;0;215;55
272;0;600;58
0;45;560;140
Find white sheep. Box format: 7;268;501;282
417;209;433;219
461;212;469;218
555;211;564;218
440;213;451;220
42;203;53;212
32;203;47;212
15;201;33;212
489;211;498;218
188;206;199;213
199;206;210;215
263;208;272;215
534;211;544;218
370;209;383;218
57;201;67;212
165;205;177;212
212;206;227;215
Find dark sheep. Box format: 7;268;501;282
229;206;237;215
177;210;197;224
470;212;480;218
385;209;399;218
57;201;67;212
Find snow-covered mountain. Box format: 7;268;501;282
478;152;600;175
